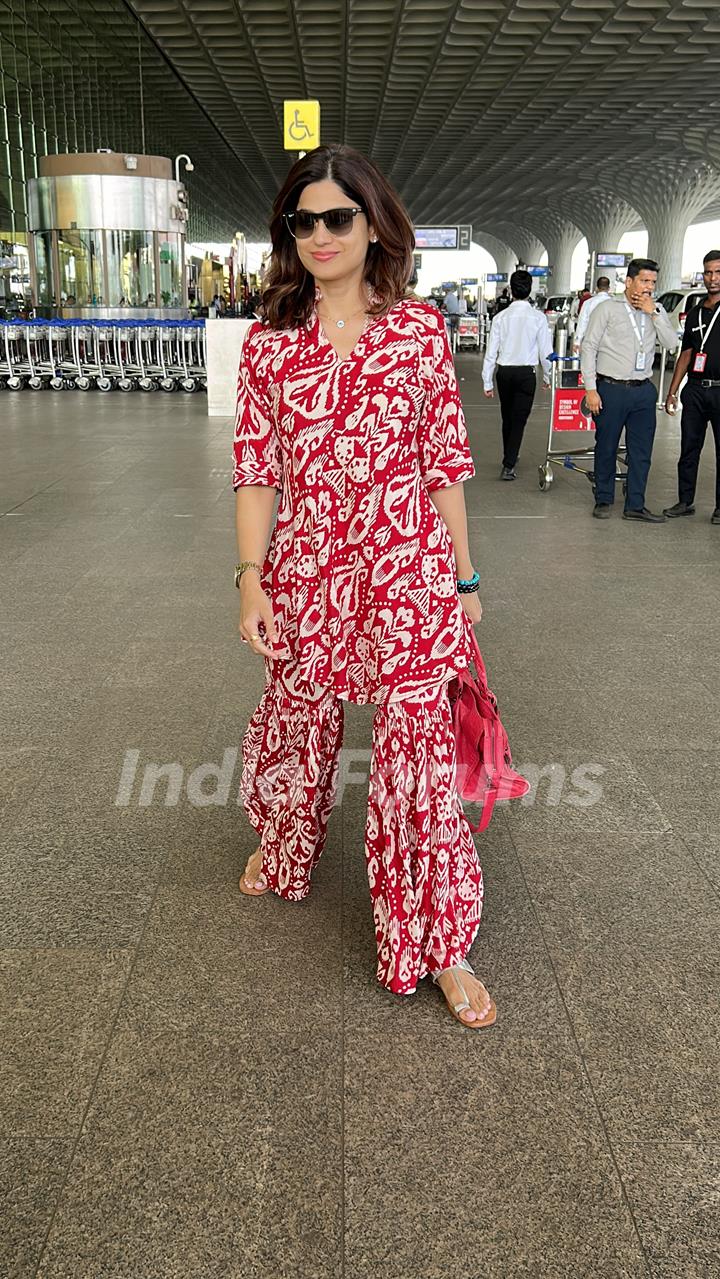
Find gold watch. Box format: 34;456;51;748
234;561;261;589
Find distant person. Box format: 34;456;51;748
443;284;461;341
494;287;511;315
574;276;612;352
482;268;552;479
458;293;468;315
663;249;720;525
580;258;678;521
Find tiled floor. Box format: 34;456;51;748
1;360;718;1278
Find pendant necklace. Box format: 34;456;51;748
317;303;368;330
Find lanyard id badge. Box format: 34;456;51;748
625;303;647;371
694;302;720;374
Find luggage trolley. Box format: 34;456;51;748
538;354;627;494
457;313;481;351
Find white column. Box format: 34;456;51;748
540;223;581;294
620;162;720;292
476;232;516;278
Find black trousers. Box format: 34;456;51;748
678;380;720;508
496;366;536;467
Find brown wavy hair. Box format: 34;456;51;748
262;144;415;330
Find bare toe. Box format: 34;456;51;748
239;848;267;895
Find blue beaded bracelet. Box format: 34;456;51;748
457;569;481;594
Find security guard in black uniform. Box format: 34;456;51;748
664;249;720;524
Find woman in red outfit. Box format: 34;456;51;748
233;144;494;1028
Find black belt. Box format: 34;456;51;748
597;374;650;386
498;364;535;371
688;376;720;388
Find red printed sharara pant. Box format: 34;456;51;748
240;659;484;995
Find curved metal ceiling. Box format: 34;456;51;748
127;0;720;282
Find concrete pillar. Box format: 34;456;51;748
538;222;581;293
616;162;720;292
490;225;545;270
576;197;640;261
475;232;516;278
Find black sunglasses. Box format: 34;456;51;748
284;207;365;239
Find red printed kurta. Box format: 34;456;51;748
232;298;476;704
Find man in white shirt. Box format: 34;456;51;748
483;269;553;479
574;276;612;351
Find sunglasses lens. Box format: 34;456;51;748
324;209;356;235
294;212;316;238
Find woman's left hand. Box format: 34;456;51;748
460;593;483;624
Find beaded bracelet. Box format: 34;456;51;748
457;569;481;594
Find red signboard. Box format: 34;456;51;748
552;387;594;432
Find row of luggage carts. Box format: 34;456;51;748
0;318;207;392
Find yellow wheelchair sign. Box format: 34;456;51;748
284;100;320;151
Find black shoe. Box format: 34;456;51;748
593;503;611;519
623;507;666;523
500;466;516;481
663;501;695;518
712;509;720;525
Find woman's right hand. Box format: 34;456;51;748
238;577;287;660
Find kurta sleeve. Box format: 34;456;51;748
417;311;475;491
232;323;282;490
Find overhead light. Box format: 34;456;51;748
124;154;138;171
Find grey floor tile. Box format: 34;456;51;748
0;830;164;947
0;748;49;832
344;1034;648;1279
36;1030;341;1279
632;748;720;837
504;749;671;838
7;745;189;843
118;878;342;1037
0;949;133;1137
614;1141;720;1279
680;830;720;897
0;1137;74;1279
509;832;720;1140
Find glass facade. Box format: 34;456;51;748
0;0;251;248
57;230;104;305
106;230;154;306
32;231;52;304
158;235;182;307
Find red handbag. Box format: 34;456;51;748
450;629;530;832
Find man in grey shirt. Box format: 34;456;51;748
581;258;678;521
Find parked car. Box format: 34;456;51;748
655;287;705;357
657;287;705;334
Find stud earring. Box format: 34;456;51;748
370;236;378;243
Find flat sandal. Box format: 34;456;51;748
432;957;497;1029
238;850;270;897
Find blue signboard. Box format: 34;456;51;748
526;265;548;277
486;272;508;283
